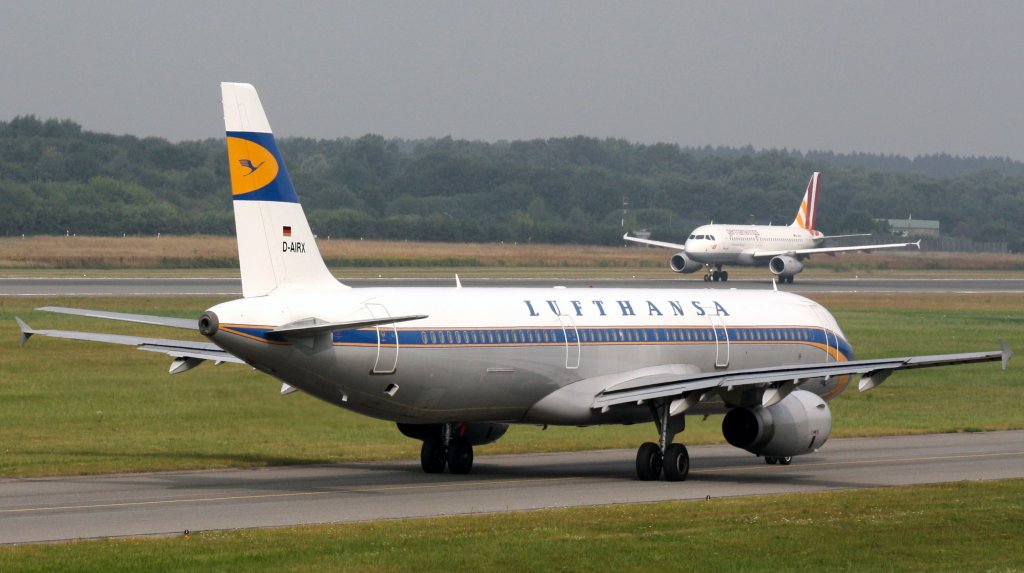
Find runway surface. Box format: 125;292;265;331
2;431;1022;544
1;276;1022;296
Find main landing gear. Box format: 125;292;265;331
776;275;795;284
703;265;728;282
635;401;690;481
420;423;474;474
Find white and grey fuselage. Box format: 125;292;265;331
203;287;853;426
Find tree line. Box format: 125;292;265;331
2;115;1023;251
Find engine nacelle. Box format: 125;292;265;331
397;422;509;446
670;252;703;274
768;255;804;277
721;390;832;458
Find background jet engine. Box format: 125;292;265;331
670;252;703;273
720;390;831;457
768;255;804;277
397;422;509;446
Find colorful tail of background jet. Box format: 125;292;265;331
791;171;820;231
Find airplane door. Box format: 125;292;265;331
810;306;837;363
556;314;581;369
707;312;730;368
365;302;399;374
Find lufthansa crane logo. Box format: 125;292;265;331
238;159;265;176
226;136;280;195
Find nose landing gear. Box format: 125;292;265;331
703;265;729;282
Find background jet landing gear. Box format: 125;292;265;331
635;402;690;481
419;423;474;475
764;456;793;465
703;266;728;282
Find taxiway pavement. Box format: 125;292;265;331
2;431;1022;544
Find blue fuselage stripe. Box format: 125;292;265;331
226;325;855;361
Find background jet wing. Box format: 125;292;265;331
593;344;1009;412
751;240;920;259
16;318;244;365
622;233;687;250
37;306;198;329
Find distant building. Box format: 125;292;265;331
883;218;940;238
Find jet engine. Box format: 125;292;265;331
670;252;703;274
720;390;831;458
768;255;804;277
397;422;509;446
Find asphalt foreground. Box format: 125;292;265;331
2;431;1022;545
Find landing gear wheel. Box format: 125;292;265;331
446;437;474;474
711;270;720;281
636;442;663;481
720;271;729;282
765;456;793;465
420;436;447;473
662;443;690;482
703;274;711;282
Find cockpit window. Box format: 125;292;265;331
708;235;715;240
688;235;695;240
694;235;704;240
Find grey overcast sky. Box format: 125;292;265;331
3;1;1023;159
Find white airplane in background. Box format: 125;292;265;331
16;83;1010;482
623;172;920;283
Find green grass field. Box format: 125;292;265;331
1;293;1020;478
2;479;1022;571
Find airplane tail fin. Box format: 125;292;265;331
221;82;344;297
791;172;821;231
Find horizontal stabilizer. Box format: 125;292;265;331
15;318;243;365
271;314;429;337
37;306;198;330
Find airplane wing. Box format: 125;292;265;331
622;233;687;250
751;239;921;260
592;341;1011;414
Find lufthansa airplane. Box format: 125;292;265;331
16;83;1010;482
623;172;919;283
